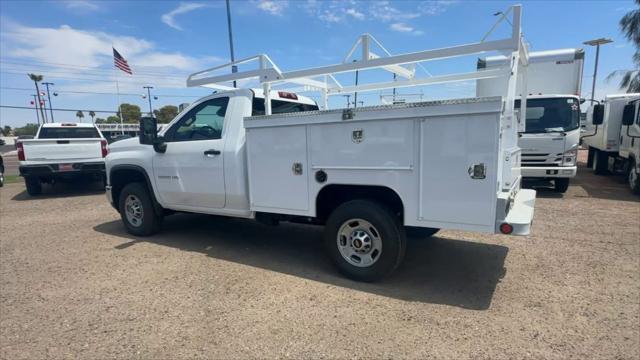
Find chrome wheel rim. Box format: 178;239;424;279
337;218;382;268
124;195;144;227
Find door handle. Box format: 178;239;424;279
204;149;221;156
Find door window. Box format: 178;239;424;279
165;97;229;141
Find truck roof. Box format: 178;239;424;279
479;48;584;67
40;122;98;128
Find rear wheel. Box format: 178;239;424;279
628;159;640;195
324;200;406;282
554;178;570;193
24;176;42;196
592;149;609;175
405;226;440;239
118;182;162;236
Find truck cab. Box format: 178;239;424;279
478;48;584;192
584;94;640;193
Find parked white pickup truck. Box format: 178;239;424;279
18;123;108;195
105;5;536;281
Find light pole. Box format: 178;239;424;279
143;86;154;117
583;38;613;102
43;82;55;122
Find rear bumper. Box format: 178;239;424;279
496;189;536;236
19;162;105;177
521;166;576;178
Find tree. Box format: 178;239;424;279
119;103;142;123
13;123;39;136
2;125;11;136
106;116;121;124
608;1;640;92
94;117;106;124
89;111;96;123
28;73;46;123
76;110;84;122
153;105;179;123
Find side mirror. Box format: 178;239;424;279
622;104;635;126
139;116;157;145
580;98;586;104
592;104;604;125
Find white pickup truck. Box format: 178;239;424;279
18;123;108;195
105;5;536;281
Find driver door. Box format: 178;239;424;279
152;96;229;209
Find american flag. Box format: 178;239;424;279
113;48;132;75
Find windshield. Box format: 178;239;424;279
38;127;101;139
515;97;580;133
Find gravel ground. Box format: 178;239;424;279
1;156;638;359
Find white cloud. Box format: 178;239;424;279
0;20;221;91
345;8;365;20
390;22;423;36
255;0;289;16
161;2;208;31
60;0;101;12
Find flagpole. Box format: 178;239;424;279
115;76;125;135
113;46;125;135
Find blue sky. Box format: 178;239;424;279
0;0;636;127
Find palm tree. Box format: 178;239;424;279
28;74;46;122
89;111;96;123
76;111;84;122
608;1;640;92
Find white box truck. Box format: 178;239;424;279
105;6;536;281
477;48;584;192
583;93;640;193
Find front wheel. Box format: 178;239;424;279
592;149;609;175
324;200;406;282
554;178;570;193
118;182;162;236
628;159;640;195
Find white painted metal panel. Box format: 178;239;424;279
418;113;499;228
247;125;309;212
309;120;414;170
22;139;103;162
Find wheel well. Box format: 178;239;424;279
316;184;404;222
110;167;156;212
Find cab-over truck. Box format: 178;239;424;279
105;5;536;281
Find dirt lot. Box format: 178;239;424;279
1;157;638;359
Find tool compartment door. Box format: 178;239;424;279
418;113;500;231
246;125;309;214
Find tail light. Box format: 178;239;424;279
278;91;298;100
101;139;109;157
17;142;25;161
500;223;514;235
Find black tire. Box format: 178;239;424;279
554;178;570;193
24;176;42;196
628;159;640;195
405;226;440;238
324;199;406;282
592;149;609;175
118;182;162;236
586;147;594;168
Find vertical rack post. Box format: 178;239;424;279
260;56;272;115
